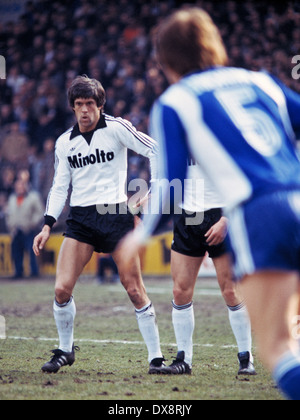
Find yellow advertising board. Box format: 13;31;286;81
39;234;98;276
0;235;13;277
0;232;173;278
0;231;217;279
140;232;173;275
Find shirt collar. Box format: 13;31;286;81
70;113;107;140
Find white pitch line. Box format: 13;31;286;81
5;335;237;349
147;287;222;297
106;285;222;297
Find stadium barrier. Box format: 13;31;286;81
0;232;216;278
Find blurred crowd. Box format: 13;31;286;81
0;0;300;234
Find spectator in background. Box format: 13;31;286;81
0;192;8;233
0;104;15;126
6;178;44;279
97;254;119;284
6;65;26;94
31;137;55;202
0;122;29;168
0;166;16;200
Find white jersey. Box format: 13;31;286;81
45;113;158;221
183;162;225;212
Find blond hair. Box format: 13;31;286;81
155;8;228;76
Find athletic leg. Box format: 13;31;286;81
171;250;203;367
172;250;203;306
112;248;163;365
213;254;254;372
213;253;242;306
112;247;148;309
240;271;300;400
54;238;94;352
55;238;94;304
41;238;94;372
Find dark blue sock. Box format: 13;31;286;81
273;352;300;400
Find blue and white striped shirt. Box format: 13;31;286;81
142;67;300;237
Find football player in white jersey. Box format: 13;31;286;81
118;9;300;399
33;76;164;374
166;163;255;375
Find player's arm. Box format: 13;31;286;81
116;118;159;208
120;119;158;179
135;100;190;241
116;101;189;268
33;225;51;256
44;139;71;224
205;216;228;246
33;139;71;256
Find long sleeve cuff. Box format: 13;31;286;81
44;215;56;229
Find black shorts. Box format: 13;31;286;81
171;208;228;259
64;203;134;254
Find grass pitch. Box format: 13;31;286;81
0;276;282;401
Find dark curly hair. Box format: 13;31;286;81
67;75;106;108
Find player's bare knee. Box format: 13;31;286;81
122;277;146;306
55;285;72;305
126;286;144;306
173;286;182;303
173;285;193;306
221;286;238;306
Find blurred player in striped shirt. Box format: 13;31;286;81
119;8;300;399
